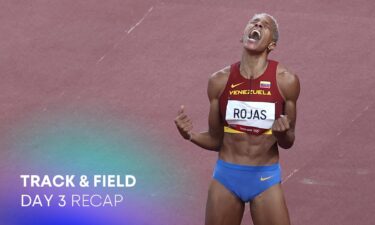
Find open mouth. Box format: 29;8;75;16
248;30;261;41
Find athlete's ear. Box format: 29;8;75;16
267;42;276;51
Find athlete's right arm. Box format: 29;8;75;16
174;67;229;151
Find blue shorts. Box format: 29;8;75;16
212;159;281;202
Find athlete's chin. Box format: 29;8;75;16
243;42;260;50
243;46;265;54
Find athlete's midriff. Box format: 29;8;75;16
219;133;279;165
218;60;284;165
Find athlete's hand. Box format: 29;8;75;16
272;115;290;136
174;105;193;140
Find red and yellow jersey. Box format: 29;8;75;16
219;60;285;135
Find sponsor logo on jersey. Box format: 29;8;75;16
231;82;244;88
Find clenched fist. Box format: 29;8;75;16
272;115;291;135
174;105;193;140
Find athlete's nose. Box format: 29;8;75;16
254;23;263;29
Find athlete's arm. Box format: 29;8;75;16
174;67;228;151
272;66;300;149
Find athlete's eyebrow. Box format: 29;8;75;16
250;18;260;23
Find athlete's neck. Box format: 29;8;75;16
239;49;268;79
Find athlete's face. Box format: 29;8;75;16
241;15;276;53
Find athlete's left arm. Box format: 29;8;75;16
272;67;300;149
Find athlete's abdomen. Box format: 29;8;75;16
219;133;279;165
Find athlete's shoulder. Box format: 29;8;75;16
207;65;231;99
276;63;299;83
209;65;231;82
276;63;300;100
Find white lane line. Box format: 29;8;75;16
284;104;372;184
336;103;371;137
97;55;106;64
127;6;153;34
96;6;154;65
282;168;299;184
